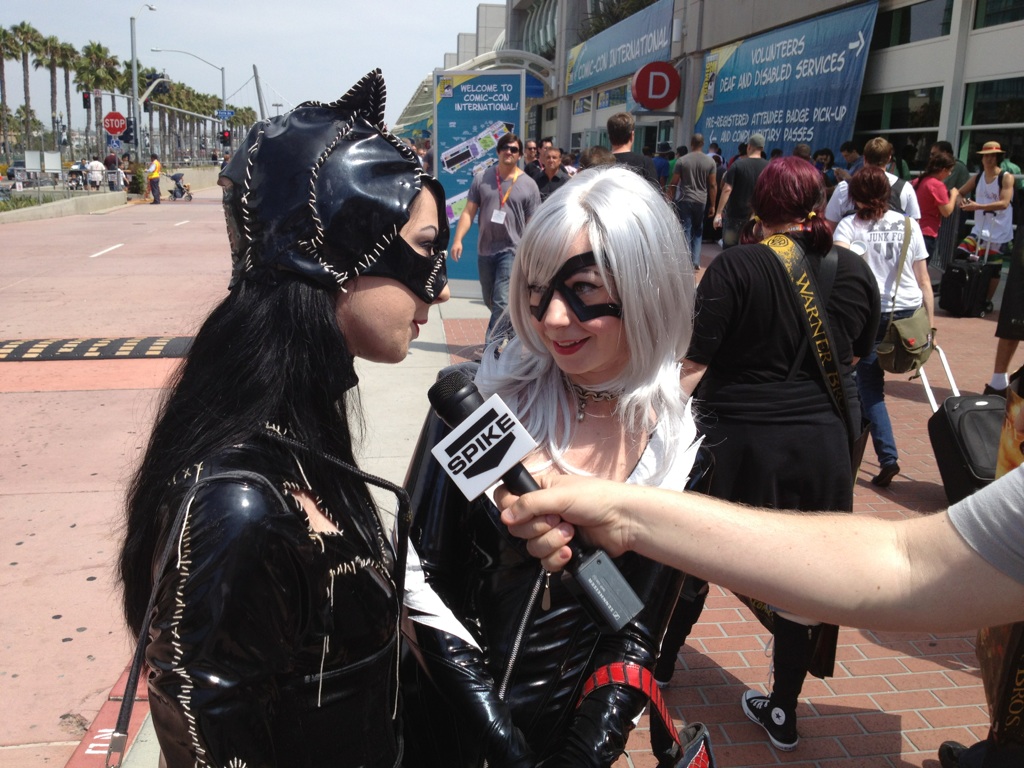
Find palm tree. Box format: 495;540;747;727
14;104;42;136
0;27;16;163
78;42;119;156
56;42;78;152
10;22;43;155
33;35;61;150
74;59;97;156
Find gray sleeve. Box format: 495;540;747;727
948;466;1024;585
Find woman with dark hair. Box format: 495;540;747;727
662;157;879;752
402;166;708;768
834;164;933;489
912;150;959;258
118;70;450;768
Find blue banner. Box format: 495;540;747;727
433;70;525;281
566;0;674;96
695;2;878;160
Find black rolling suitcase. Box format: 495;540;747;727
939;259;1001;317
920;346;1004;504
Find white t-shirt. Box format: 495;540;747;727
826;170;921;223
86;160;105;183
833;210;928;312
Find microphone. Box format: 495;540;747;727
427;369;643;632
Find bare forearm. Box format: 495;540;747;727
715;185;732;217
453;210;474;246
621;488;1022;631
501;477;1024;633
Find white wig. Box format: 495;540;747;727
476;165;695;480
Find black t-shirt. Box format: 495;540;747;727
535;169;569;201
524;161;544;180
613;151;659;186
722;157;769;219
687;241;879;392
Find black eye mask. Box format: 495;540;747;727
362;235;448;303
529;251;622;322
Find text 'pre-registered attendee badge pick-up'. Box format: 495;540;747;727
431;393;538;500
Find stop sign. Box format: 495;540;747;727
103;111;127;136
631;62;681;111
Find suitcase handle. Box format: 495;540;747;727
918;345;960;413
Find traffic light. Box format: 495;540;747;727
121;118;135;145
220;129;232;146
82;91;91;110
143;99;151;113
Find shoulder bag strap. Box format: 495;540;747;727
882;216;913;331
106;469;287;768
783;247;837;381
761;235;851;436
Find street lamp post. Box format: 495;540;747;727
272;102;283;116
130;4;157;162
150;47;227;142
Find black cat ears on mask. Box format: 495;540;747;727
220;69;448;293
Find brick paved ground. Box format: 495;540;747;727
440;245;1009;768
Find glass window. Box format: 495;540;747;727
960;76;1024;171
544;105;558;121
856;87;943;132
853;87;943;170
572;96;592;115
597;85;628;110
963;77;1024;127
871;0;954;49
974;0;1024;28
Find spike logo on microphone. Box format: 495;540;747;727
431;394;538;500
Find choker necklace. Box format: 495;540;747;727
569;381;619;422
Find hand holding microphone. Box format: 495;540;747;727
427;370;643;632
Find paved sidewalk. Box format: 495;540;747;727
0;193;1013;768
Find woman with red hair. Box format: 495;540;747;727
659;157;879;752
834;164;933;488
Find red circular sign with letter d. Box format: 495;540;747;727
103;111;127;136
631;62;680;111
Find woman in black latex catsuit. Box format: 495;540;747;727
401;166;708;768
117;71;450;768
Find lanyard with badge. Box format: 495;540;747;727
491;168;520;225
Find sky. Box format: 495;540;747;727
3;0;490;131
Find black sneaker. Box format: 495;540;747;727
741;690;798;751
983;383;1008;398
938;741;965;767
871;462;900;488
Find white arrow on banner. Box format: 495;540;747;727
848;30;866;57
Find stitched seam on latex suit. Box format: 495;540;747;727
238;124;266;277
298;119;353;287
169;490;210;766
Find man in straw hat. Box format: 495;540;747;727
956;141;1018;395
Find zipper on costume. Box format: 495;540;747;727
484;566;545;768
496;566;545;701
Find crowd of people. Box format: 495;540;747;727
115;70;1020;768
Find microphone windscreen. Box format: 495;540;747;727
428;370;483;426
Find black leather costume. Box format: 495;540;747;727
124;70;445;768
145;435;403;768
401;383;707;768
